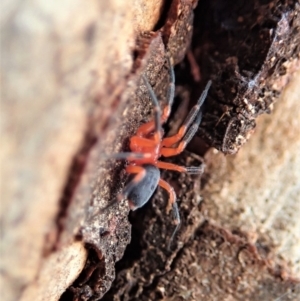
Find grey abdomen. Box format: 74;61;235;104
129;165;160;210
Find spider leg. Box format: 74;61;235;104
168;203;180;250
136;57;175;138
100;165;146;211
137;76;162;142
158;178;180;250
162;80;212;147
156;161;205;174
160;111;203;157
161;56;175;124
158;178;176;213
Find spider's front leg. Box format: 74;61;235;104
160;56;175;124
160;111;203;157
137;56;175;140
137;75;162;142
156;161;205;175
162;80;212;148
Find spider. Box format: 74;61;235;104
104;57;211;247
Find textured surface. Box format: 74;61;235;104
60;0;198;299
20;242;87;301
194;0;300;154
102;71;300;301
1;0;299;300
151;223;300;301
202;71;300;275
1;0;136;300
1;0;198;300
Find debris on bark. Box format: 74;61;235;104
193;0;300;154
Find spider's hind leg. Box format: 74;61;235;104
158;178;181;250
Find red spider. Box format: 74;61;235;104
105;57;211;247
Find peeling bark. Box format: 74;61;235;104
1;0;299;301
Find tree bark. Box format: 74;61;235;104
1;1;299;301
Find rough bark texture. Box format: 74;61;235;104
101;72;300;301
1;0;299;301
193;0;300;154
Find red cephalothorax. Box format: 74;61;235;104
104;56;211;249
